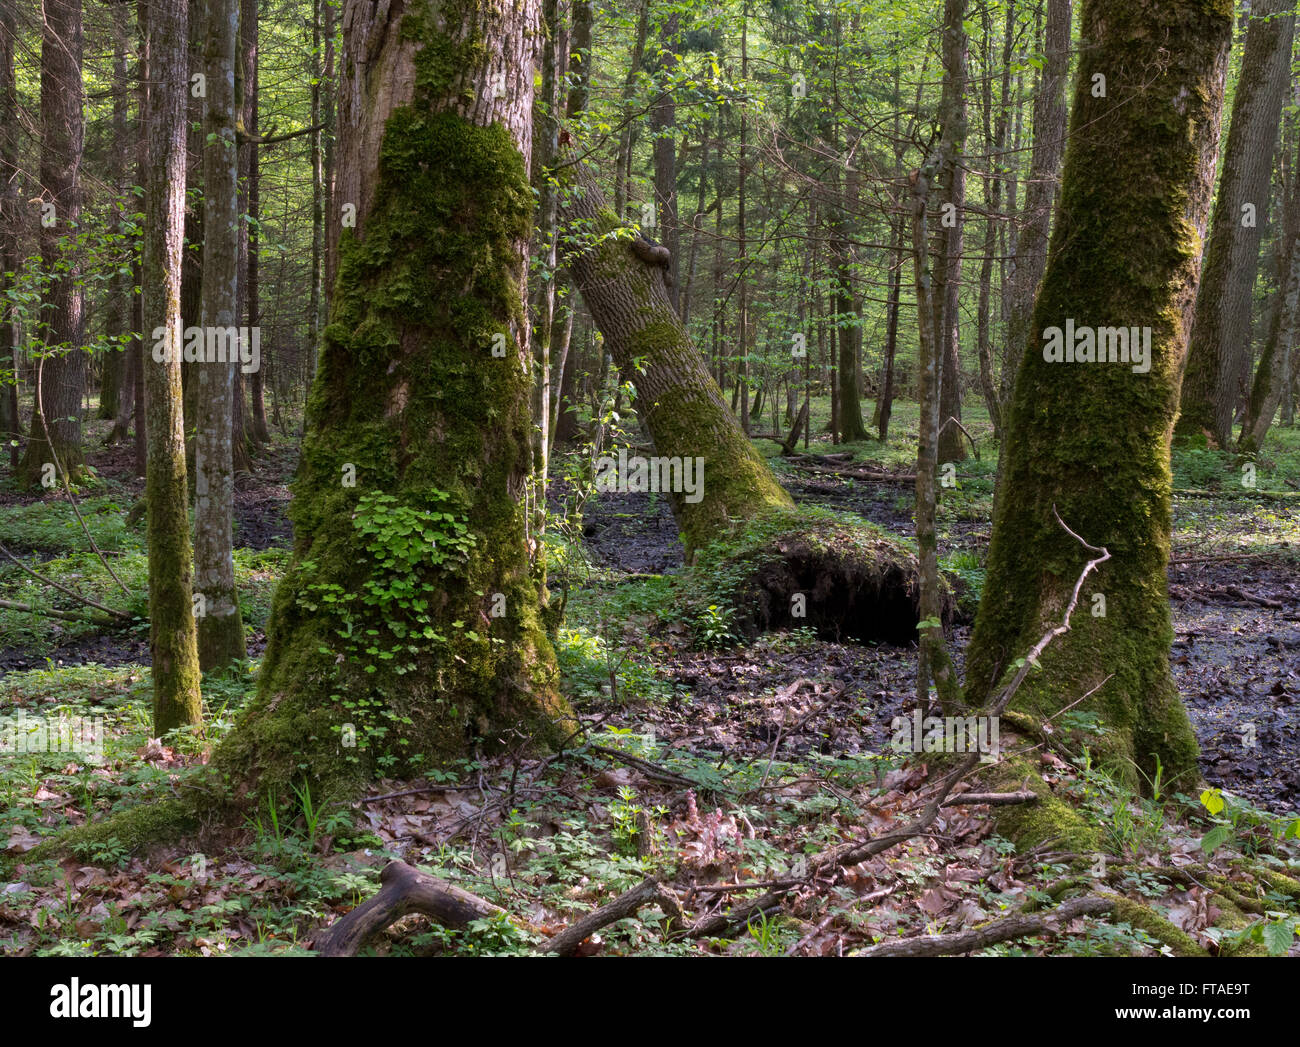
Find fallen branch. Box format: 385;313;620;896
313;860;536;956
940;790;1038;807
586;744;702;789
938;415;981;460
1173;488;1300;501
316;860;681;958
854;895;1114;956
0;596;119;624
539;877;683;955
0;543;133;620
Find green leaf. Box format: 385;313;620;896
1262;920;1295;956
1199;824;1232;856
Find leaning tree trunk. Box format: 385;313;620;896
213;0;571;801
194;0;247;670
964;0;1233;790
558;157;940;642
141;0;204;734
1176;0;1293;447
558;160;793;554
19;0;87;487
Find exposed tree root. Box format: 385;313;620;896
685;506;952;646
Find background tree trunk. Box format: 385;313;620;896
0;0;19;474
195;0;248;671
142;0;204;734
1176;0;1294;447
933;0;968;465
999;0;1069;420
20;0;88;486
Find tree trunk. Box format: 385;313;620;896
911;161;961;716
559;159;793;553
214;0;571;799
965;0;1233;789
975;0;1013;441
613;0;649;219
141;0;204;734
1240;118;1300;455
1176;0;1294;446
933;0;969;465
240;0;270;444
20;0;88;486
194;0;247;671
999;0;1069;419
105;11;134;442
650;12;680;310
0;0;19;474
877;214;904;443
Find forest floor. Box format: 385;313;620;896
1;401;1298;956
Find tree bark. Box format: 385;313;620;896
141;0;204;734
19;0;88;486
194;0;247;671
933;0;969;465
1177;0;1294;446
999;0;1069;419
240;0;270;444
965;0;1233;789
1240;117;1300;455
0;0;19;474
558;161;793;554
213;0;572;799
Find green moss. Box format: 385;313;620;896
22;796;200;865
1110;897;1208;957
974;752;1101;853
681;505;938;643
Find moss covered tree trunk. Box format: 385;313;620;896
964;0;1233;790
142;0;204;734
214;0;570;799
557;161;793;554
1176;0;1293;446
19;0;87;487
